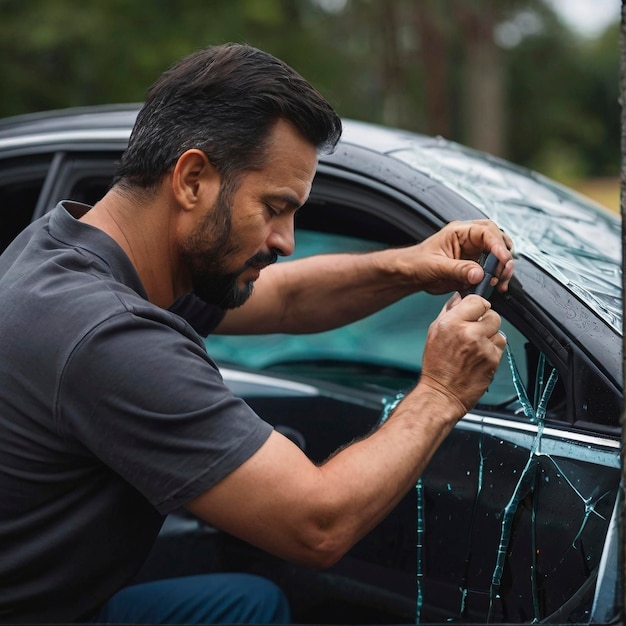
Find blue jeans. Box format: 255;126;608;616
93;573;291;624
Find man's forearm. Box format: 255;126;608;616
216;249;417;335
215;220;514;336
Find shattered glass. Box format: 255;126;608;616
379;346;620;623
390;140;622;334
486;347;558;622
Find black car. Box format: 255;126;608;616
0;105;621;624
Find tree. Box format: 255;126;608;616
0;0;618;181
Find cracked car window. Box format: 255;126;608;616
379;344;620;623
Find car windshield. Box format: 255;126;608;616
389;140;622;334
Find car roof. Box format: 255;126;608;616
0;104;621;334
0;104;139;138
0;104;138;151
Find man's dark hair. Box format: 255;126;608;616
114;43;342;190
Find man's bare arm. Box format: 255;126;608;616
187;293;505;567
215;219;514;335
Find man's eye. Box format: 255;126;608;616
265;203;279;217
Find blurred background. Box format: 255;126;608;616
0;0;619;211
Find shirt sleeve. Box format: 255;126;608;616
56;310;272;515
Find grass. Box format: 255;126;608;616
571;177;620;214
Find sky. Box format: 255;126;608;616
314;0;621;40
544;0;620;38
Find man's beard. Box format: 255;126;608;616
180;184;277;309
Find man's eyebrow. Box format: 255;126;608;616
264;193;305;210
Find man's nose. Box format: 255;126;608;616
267;217;295;257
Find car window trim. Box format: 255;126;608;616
33;151;66;219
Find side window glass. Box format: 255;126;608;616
43;155;118;213
0;156;52;251
480;319;529;409
69;175;114;207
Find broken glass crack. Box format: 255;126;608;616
487;346;559;622
378;338;617;623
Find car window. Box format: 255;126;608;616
38;155;119;217
206;228;529;410
0;156;52;251
211;220;618;622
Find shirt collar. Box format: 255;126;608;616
49;201;148;300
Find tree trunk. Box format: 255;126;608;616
376;0;409;128
458;2;505;157
415;1;451;138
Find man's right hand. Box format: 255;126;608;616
418;292;506;415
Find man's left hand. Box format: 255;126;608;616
403;219;514;295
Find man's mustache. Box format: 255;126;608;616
245;250;279;270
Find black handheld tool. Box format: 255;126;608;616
466;252;499;299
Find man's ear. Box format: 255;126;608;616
171;149;220;211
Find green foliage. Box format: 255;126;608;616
506;16;619;178
0;0;618;178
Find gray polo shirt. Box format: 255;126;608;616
0;202;272;623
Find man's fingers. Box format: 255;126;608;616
459;220;515;292
442;293;491;323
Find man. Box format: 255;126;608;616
0;43;513;623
